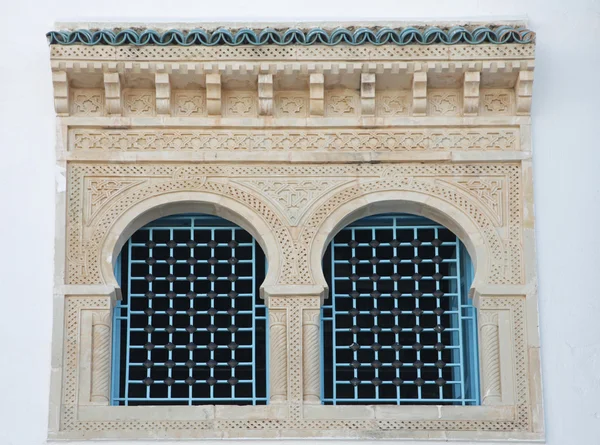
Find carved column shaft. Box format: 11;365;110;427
269;309;288;402
302;309;321;403
480;310;502;405
91;311;112;403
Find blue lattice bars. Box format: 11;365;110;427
321;214;479;405
111;214;268;405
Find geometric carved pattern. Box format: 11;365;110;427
50;43;536;62
66;163;523;287
72;128;520;152
85;179;145;223
234;179;353;226
453;178;505;225
61;295;531;433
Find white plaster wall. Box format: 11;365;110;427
0;0;598;444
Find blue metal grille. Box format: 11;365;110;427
321;214;479;405
111;214;268;405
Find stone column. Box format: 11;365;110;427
268;309;288;403
479;310;502;405
302;309;321;403
264;285;325;407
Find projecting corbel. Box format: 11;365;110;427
515;70;534;115
309;73;324;116
258;74;273;116
412;71;427;116
52;71;69;115
155;72;171;115
103;72;122;115
463;71;481;116
206;73;222;116
361;73;376;116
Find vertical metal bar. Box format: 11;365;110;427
371;226;379;400
456;236;466;405
110;253;122;406
167;227;174;400
392;217;400;405
413;226;421;400
145;228;154;400
209;227;215;400
188;217;195;405
123;238;133;405
434;227;443;401
331;230;338;405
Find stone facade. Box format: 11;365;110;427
48;23;542;441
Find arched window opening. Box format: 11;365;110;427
111;214;268;406
321;214;479;405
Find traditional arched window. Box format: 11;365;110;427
321;213;479;405
111;214;268;405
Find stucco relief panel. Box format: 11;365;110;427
66;163;522;288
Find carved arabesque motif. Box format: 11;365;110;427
66;163;522;287
72;127;520;152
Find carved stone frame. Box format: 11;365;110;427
48;29;543;441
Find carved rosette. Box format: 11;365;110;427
302;309;321;403
269;310;288;402
480;310;502;405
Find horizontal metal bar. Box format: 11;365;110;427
129;310;255;315
128;345;254;350
114;397;268;402
127;379;255;384
129;327;254;332
129;362;254;367
130;259;255;264
331;276;459;281
130;242;253;247
333;362;462;367
333;259;458;264
334;327;460;333
322;398;476;403
130;277;253;281
332;310;460;315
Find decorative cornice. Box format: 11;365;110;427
47;25;534;47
